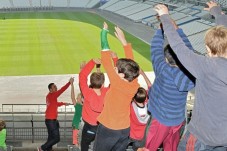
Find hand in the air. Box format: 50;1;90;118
204;1;218;11
154;4;169;16
114;26;127;46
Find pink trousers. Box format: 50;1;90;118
145;118;184;151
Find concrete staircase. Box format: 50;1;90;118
13;147;68;151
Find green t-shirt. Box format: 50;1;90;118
72;103;82;129
0;129;6;149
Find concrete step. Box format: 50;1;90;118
13;147;68;151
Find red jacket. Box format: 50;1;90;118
130;101;149;140
45;82;70;119
79;60;109;126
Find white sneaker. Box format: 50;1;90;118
37;147;43;151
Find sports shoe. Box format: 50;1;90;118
37;147;43;151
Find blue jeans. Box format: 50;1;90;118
81;121;98;151
93;124;130;151
178;131;227;151
41;119;60;151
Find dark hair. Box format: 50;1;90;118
164;44;181;66
48;83;55;90
90;72;105;89
116;58;140;82
133;87;147;103
0;120;6;131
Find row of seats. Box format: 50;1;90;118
1;6;54;12
0;0;100;9
99;0;219;54
100;0;158;22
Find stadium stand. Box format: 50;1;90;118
127;9;156;22
115;3;150;16
176;16;200;25
0;0;102;9
1;0;227;150
13;0;30;7
70;0;90;8
103;0;137;12
98;0;227;54
99;0;119;9
0;0;12;8
52;0;68;7
86;0;101;8
187;31;207;54
179;21;212;36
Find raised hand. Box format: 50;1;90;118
80;61;86;71
103;22;108;30
76;93;83;105
204;1;218;11
69;77;74;84
154;4;169;16
93;58;101;64
114;26;127;46
110;51;118;58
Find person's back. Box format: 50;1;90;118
130;87;150;151
79;59;109;151
79;59;109;125
154;1;227;148
45;82;70;119
97;23;140;130
38;79;71;151
148;26;195;127
98;73;139;129
187;56;227;146
145;21;195;151
0;120;6;150
94;23;140;151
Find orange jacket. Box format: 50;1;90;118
97;44;139;130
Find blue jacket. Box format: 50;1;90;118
148;29;195;126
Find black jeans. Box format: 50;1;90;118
41;119;60;151
81;121;98;151
129;138;145;151
93;124;130;151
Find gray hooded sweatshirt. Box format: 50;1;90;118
160;6;227;146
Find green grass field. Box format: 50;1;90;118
0;11;152;76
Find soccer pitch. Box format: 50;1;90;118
0;11;152;76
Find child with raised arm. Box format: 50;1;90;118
70;62;86;147
79;58;109;151
94;22;140;151
145;20;195;151
71;85;83;147
0;120;6;151
129;69;151;151
154;1;227;150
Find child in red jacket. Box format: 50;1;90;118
79;58;109;151
129;70;151;151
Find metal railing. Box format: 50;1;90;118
1;104;74;113
0;104;75;143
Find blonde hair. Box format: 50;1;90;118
0;120;6;131
205;26;227;57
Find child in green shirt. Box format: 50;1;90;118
71;82;83;147
0;120;6;151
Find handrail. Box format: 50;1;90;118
1;104;74;113
2;107;74;142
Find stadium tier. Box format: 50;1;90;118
0;0;101;8
1;0;227;150
98;0;227;54
103;0;137;12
